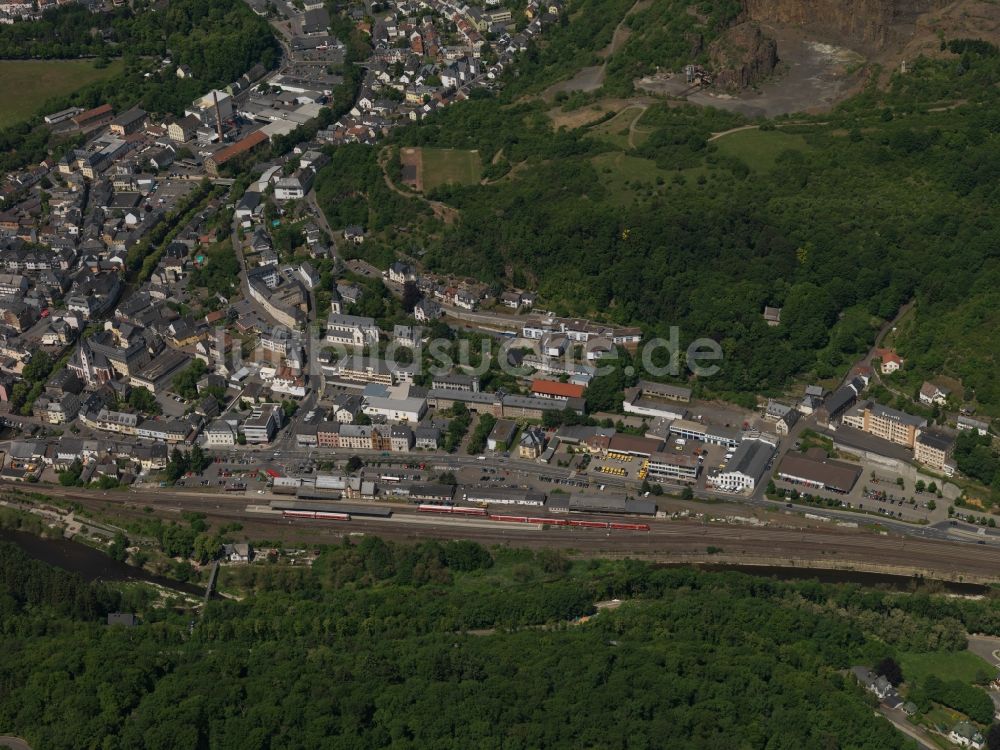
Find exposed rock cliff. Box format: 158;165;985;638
709;22;779;90
741;0;950;50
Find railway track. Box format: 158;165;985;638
28;485;1000;580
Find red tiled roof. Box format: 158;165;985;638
72;104;113;124
531;379;585;399
210;131;268;166
876;348;902;364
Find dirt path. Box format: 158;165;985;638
480;159;528;186
876;708;937;750
626;104;649;148
542;0;648;99
599;0;649;58
707;124;760;142
843;299;915;395
707;120;830;142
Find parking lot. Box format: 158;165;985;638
774;456;948;524
550;437;734;491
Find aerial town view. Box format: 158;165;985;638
0;0;999;746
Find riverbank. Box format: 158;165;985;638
658;557;991;595
0;529;206;599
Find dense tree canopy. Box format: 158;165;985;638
2;535;1000;748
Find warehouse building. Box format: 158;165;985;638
777;451;863;495
711;438;775;493
607;434;665;458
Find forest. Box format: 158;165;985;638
0;0;278;81
2;536;1000;748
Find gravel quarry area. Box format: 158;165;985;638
687;27;866;118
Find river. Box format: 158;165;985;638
0;529;207;598
670;562;990;596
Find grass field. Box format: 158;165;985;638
591;152;706;205
713;128;810;171
0;59;124;128
420;148;481;191
899;650;997;686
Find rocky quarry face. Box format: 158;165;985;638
709;22;779;90
708;0;952;89
742;0;950;50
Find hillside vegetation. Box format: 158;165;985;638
3;536;1000;748
0;59;125;128
369;39;1000;412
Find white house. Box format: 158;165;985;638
878;349;903;374
204;419;238;446
957;415;990;436
274;168;315;201
948;722;985;750
918;381;950;406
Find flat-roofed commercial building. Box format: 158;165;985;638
129;350;191;393
243;404;281;444
712;438;774;493
777;452;863;494
636;380;691;403
668;419;740;449
607;434;664;458
646;451;700;482
560;494;657;516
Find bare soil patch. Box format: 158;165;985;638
400;147;422;191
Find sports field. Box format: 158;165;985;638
419;147;481;190
0;59;124;128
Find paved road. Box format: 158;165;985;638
304;190;338;257
0;737;32;750
967;634;1000;667
840;300;914;390
876;708;936;750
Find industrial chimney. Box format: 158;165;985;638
213;90;224;142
